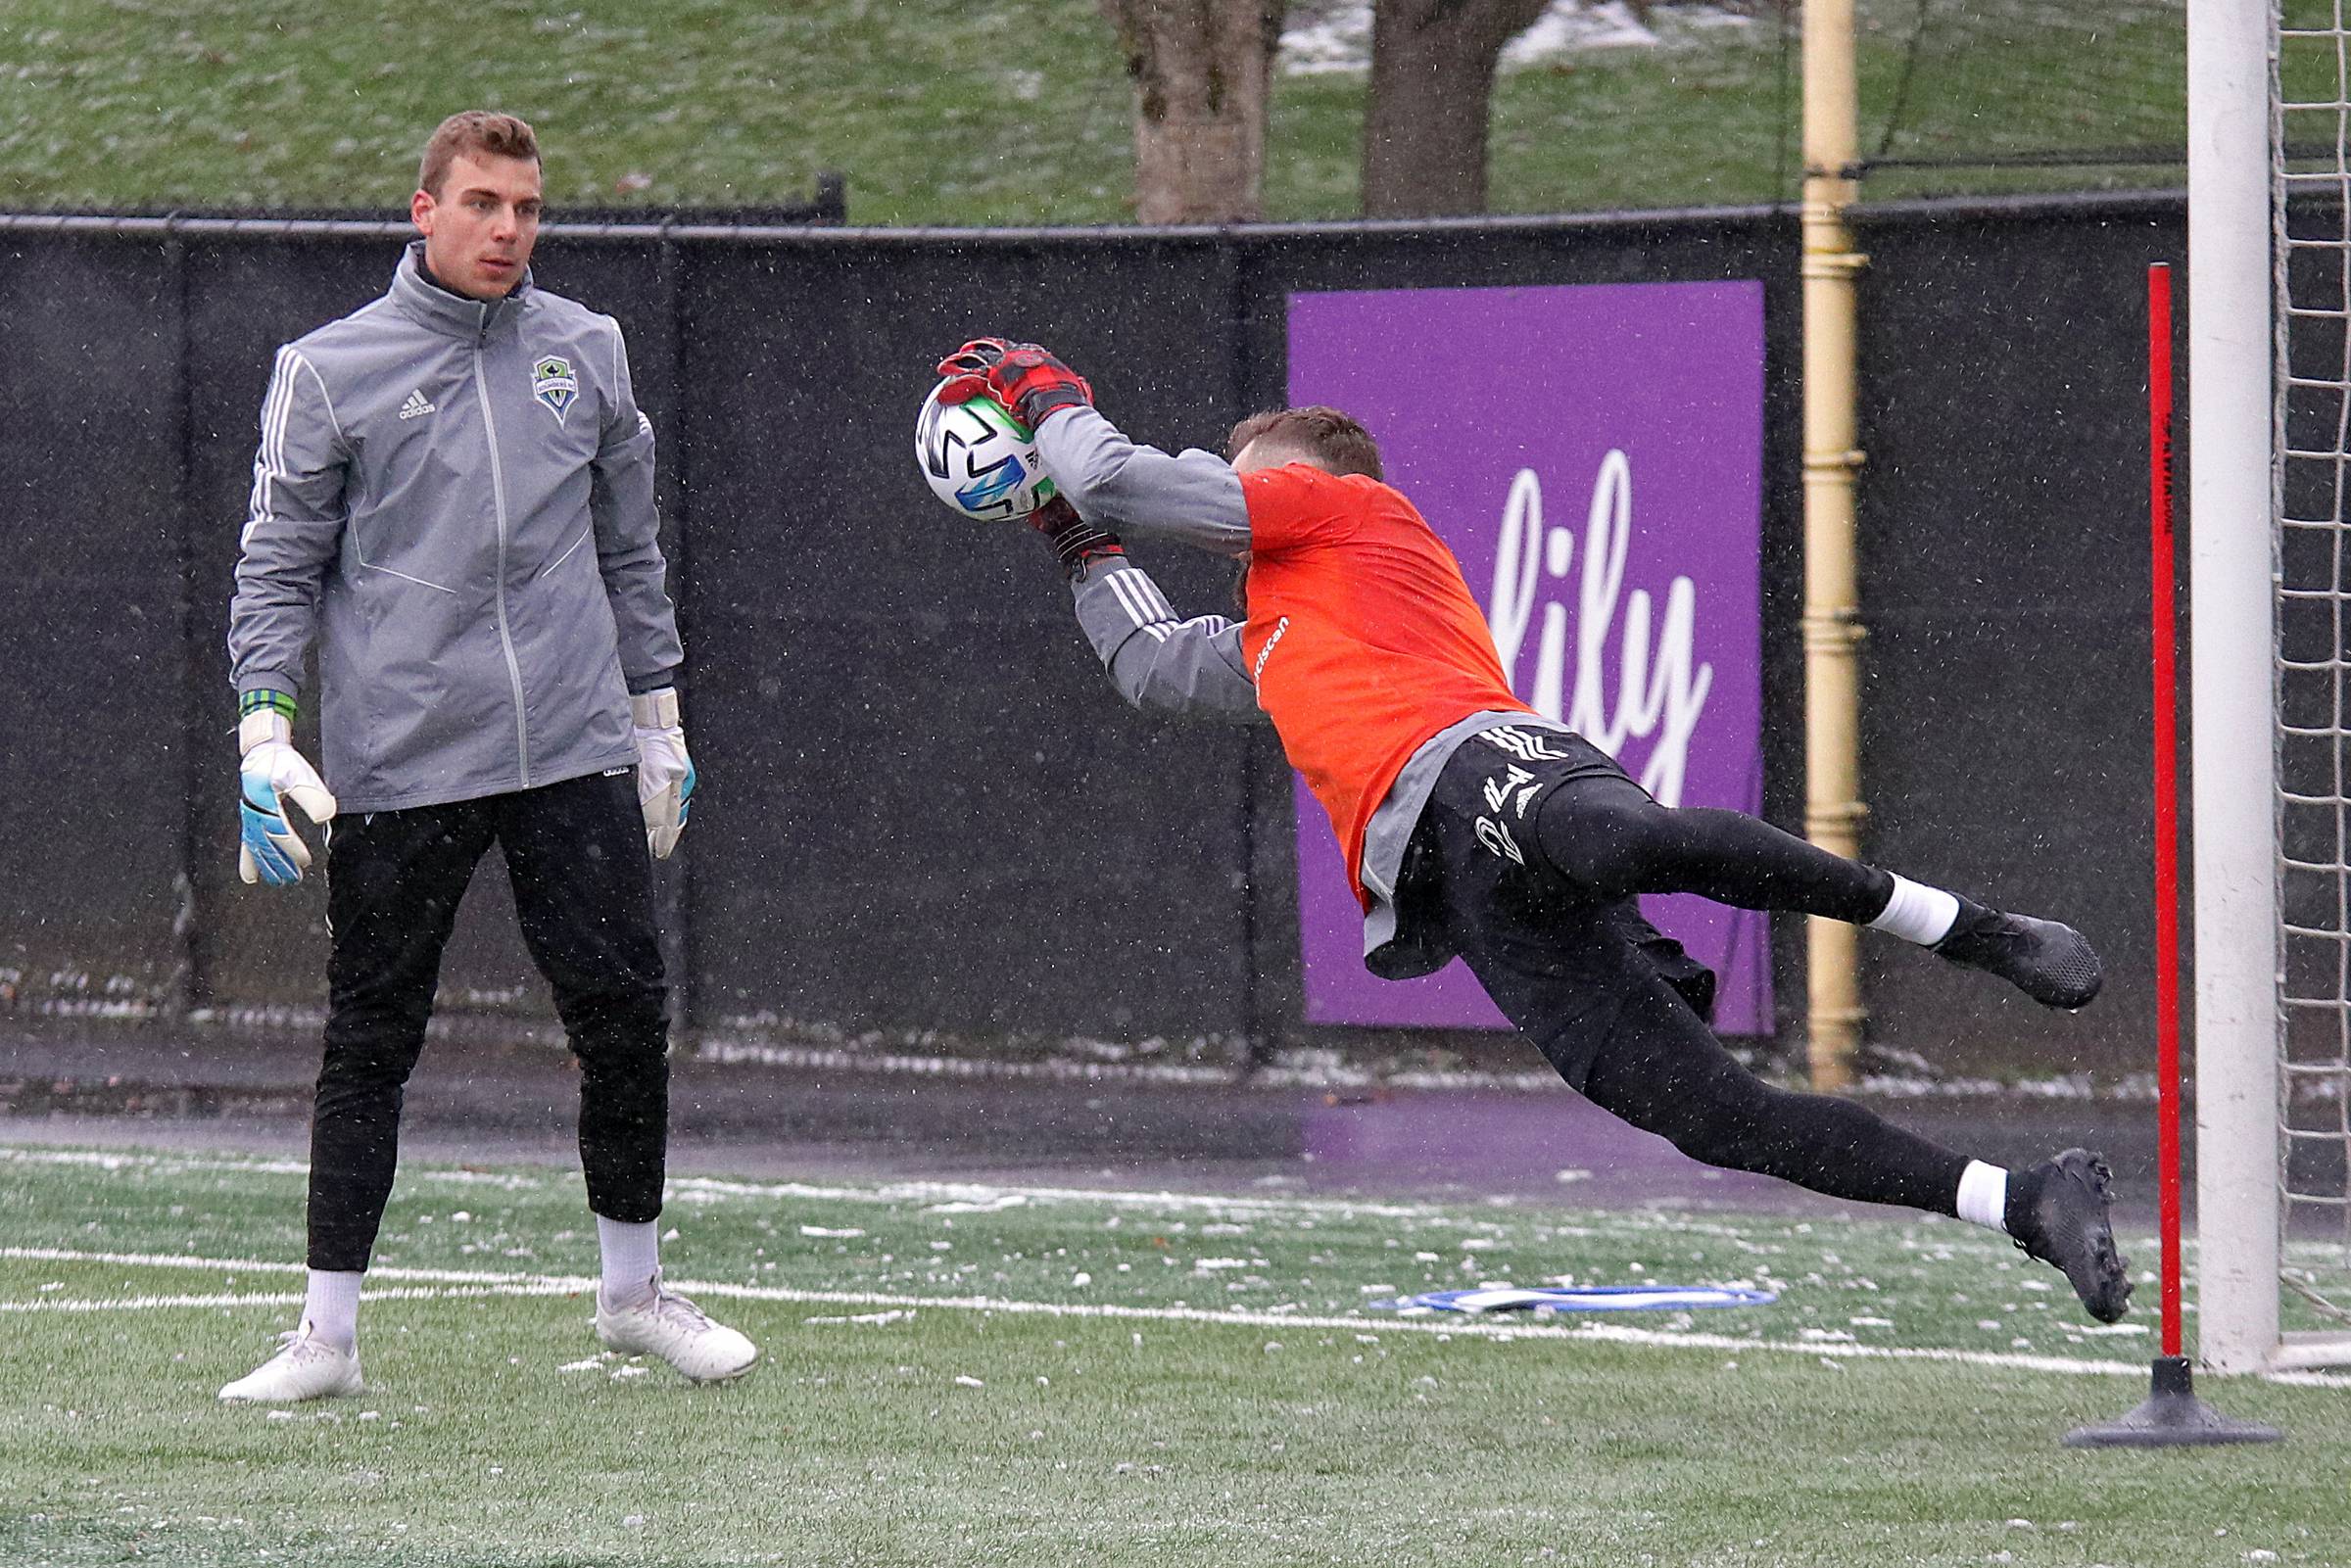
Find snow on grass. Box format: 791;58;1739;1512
1278;0;1759;77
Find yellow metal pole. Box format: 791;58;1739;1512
1801;0;1868;1088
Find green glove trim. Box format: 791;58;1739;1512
239;690;298;723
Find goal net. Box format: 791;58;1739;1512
2194;0;2351;1372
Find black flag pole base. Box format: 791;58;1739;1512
2063;1355;2284;1448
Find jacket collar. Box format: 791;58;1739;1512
389;239;535;339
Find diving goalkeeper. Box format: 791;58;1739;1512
934;338;2131;1325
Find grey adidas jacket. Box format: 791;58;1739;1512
227;241;681;813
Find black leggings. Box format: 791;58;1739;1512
309;770;669;1272
1533;774;1962;1212
1582;976;1968;1215
1534;772;1894;923
1428;733;1966;1215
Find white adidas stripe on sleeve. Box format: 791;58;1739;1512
241;346;299;547
1105;567;1176;643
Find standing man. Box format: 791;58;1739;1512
933;339;2132;1326
220;112;755;1402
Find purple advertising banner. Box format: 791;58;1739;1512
1286;282;1769;1034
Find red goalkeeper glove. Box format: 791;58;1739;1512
1028;496;1123;579
935;338;1094;431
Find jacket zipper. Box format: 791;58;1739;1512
471;304;533;788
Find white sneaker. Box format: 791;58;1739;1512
594;1271;758;1384
217;1322;363;1403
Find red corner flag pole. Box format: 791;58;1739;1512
2148;259;2184;1361
2064;262;2279;1447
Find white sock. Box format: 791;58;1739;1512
1954;1161;2010;1233
597;1216;660;1307
1869;875;1962;946
303;1269;362;1352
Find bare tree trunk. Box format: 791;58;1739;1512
1362;0;1551;218
1102;0;1284;223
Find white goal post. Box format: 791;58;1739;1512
2192;0;2351;1372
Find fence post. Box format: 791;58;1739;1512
1800;0;1871;1087
1225;229;1271;1073
167;222;208;1020
654;224;696;1047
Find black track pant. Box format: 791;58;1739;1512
1423;729;1966;1217
1531;768;1895;924
309;769;668;1273
1580;975;1967;1213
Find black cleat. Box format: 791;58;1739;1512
1935;898;2103;1009
2008;1149;2133;1324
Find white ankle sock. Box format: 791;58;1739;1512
303;1269;362;1351
597;1216;660;1306
1869;875;1962;946
1954;1161;2010;1233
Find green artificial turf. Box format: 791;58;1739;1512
1;1142;2344;1566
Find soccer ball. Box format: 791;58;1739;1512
913;383;1058;522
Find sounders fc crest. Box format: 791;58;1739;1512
532;355;578;421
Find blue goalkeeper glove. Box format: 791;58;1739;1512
237;709;337;886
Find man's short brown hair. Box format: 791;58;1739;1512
1225;405;1383;481
418;111;540;198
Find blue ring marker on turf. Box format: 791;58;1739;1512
1367;1285;1776;1314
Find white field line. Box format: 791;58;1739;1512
0;1146;537;1189
666;1172;1451;1220
0;1144;1463;1219
0;1286;557;1314
0;1144;1885;1240
11;1245;2349;1390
